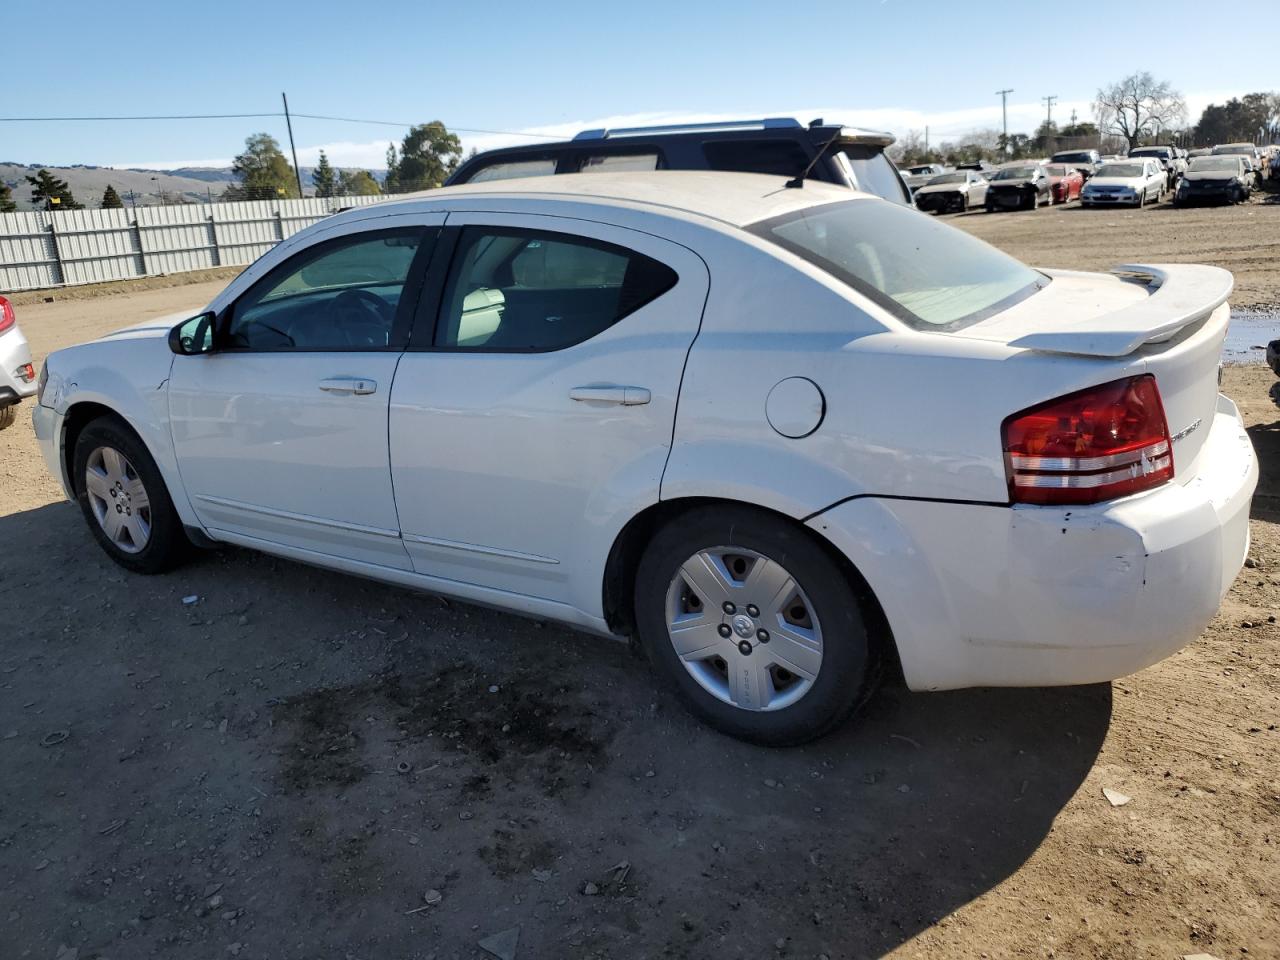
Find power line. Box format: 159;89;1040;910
0;110;563;139
0;113;280;121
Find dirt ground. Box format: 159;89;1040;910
1;197;1278;960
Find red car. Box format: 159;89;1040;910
1045;163;1084;203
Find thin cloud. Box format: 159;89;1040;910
116;90;1240;171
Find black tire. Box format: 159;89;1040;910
0;404;15;431
73;416;188;574
634;505;879;746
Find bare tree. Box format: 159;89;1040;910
1094;72;1186;146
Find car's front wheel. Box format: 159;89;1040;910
634;506;879;745
73;417;187;574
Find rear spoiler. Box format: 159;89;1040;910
1009;264;1233;358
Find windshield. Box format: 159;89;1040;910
1189;157;1240;173
925;173;967;185
1097;163;1145;178
1051;152;1093;162
1129;148;1169;159
991;166;1038;180
749;199;1045;331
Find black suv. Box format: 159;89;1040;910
445;117;910;205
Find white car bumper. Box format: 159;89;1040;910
809;393;1257;691
0;326;37;407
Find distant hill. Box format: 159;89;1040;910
0;162;388;210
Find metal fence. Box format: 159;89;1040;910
0;195;392;293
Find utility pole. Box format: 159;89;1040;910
995;89;1013;154
1042;95;1058;127
924;125;929;155
282;92;304;198
1069;108;1078;127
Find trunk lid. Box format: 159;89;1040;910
956;263;1232;479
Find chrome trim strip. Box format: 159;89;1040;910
1011;440;1169;472
402;532;560;565
193;494;402;539
1014;455;1171;489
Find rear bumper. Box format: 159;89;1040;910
0;330;37;403
809;394;1256;690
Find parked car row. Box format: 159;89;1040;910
907;137;1276;215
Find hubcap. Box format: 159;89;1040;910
85;446;152;554
664;547;823;712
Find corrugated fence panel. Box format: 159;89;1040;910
0;212;60;292
52;208;142;286
0;194;395;289
137;204;218;275
211;201;282;265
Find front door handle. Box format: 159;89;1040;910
319;377;377;396
569;385;651;406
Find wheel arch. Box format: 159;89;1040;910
601;496;898;674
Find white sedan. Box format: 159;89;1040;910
0;295;38;430
33;173;1256;745
1081;159;1168;207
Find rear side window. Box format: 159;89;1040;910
702;139;810;178
436;227;678;351
578;153;661;173
466;159;557;183
840;147;910;204
750;199;1045;331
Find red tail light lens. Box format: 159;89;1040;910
0;296;14;335
1002;374;1173;505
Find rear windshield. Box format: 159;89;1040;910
1098;163;1145;177
1189;157;1240;172
991;166;1038;180
1051;152;1094;162
840;147;911;204
749;199;1045;331
925;172;966;185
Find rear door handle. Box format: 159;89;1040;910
319;377;377;396
569;385;651;406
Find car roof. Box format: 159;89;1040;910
337;171;863;231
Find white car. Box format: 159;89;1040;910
1081;159;1167;207
33;173;1257;745
912;171;989;214
0;295;38;430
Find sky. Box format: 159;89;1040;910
2;0;1274;171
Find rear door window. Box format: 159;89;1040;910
435;227;678;351
578;153;661;173
839;147;912;204
701;139;810;178
466;159;558;183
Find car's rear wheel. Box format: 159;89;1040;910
73;417;187;574
634;506;879;745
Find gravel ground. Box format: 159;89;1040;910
1;196;1278;960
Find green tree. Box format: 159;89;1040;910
384;142;400;192
1193;93;1274;146
1059;121;1099;139
311;150;336;198
100;184;124;209
337;170;382;196
385;122;461;193
226;133;299;201
25;169;83;209
0;181;15;213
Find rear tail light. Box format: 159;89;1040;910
16;363;35;383
0;296;14;335
1002;374;1173;506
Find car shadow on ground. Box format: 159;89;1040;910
0;501;1111;959
1248;413;1280;521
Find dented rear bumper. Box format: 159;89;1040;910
808;394;1256;690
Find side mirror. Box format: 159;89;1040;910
169;312;216;356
